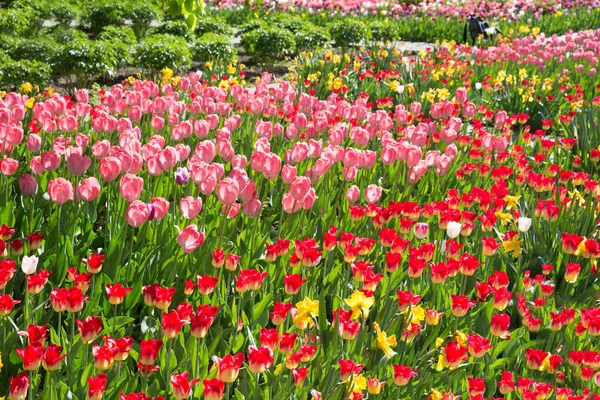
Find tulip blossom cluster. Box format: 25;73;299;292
0;24;600;400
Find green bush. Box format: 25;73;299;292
369;21;401;42
51;38;118;88
154;20;193;41
0;35;18;54
237;20;267;36
0;57;52;88
49;3;78;26
0;8;35;36
10;38;61;63
97;25;137;65
126;4;159;38
47;27;88;43
192;33;237;65
134;34;192;72
241;25;296;62
328;19;371;49
295;24;331;51
195;17;232;36
267;13;304;33
84;1;125;36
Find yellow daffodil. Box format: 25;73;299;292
373;322;397;358
502;234;522;258
344;290;375;320
503;195;521;210
495;211;513;226
454;331;467;346
350;374;367;393
293;297;319;329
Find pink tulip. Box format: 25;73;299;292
365;184;382;204
158;147;178;171
66;153;91;176
30;157;44;175
92;140;111;159
217;178;239;205
151;116;164;132
26;134;41;153
243;198;261;217
282;165;297;184
19;174;37;196
462;102;476;120
126;200;149;228
77;177;101;202
99;157;121;182
150;197;170;220
226;203;241;219
119;174;144;202
262;153;281;180
282;193;301;214
0;158;18;175
180;196;202;219
48;178;74;205
76;89;89;103
177;225;205;253
346;185;360;203
300;188;317;210
41;151;60;171
290;176;311;201
409;102;421;116
406;147;422;168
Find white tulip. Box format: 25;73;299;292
446;221;462;239
518;217;532;233
21;255;39;275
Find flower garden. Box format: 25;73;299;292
1;0;600;399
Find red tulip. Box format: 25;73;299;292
20;324;48;345
248;345;274;373
77;316;103;344
42;344;67;371
392;364;418;386
139;339;163;365
161;311;189;339
213;353;245;383
87;373;108;400
137;362;160;377
203;379;224;400
9;372;29;400
16;342;44;370
106;283;132;305
196;275;218;296
292;367;309;387
467;333;491;358
67;287;89;313
284;274;306;295
171;372;201;399
84;253;105;274
92;344;117;370
27;269;51;295
450;294;476;317
190;305;218;338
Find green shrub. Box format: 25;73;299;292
0;58;52;88
47;27;88;43
10;38;61;63
369;21;401;42
195;17;232;36
241;25;296;62
154;20;193;41
84;1;125;36
134;34;192;72
0;8;35;36
192;33;237;65
97;25;137;65
51;38;118;88
0;35;18;54
295;24;331;51
126;4;159;38
49;3;78;26
237;20;267;36
328;19;371;49
267;13;304;33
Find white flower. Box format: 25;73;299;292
446;221;462;239
518;217;532;233
475;82;482;91
396;85;405;94
21;255;39;275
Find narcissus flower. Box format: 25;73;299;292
293;297;319;329
373;322;397;358
344;290;375;320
